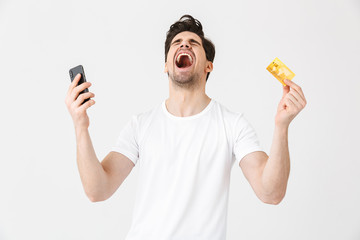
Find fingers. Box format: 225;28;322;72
284;97;296;110
67;73;81;95
65;74;93;111
73;91;95;108
286;91;303;110
70;81;92;102
284;79;307;106
282;85;290;98
78;98;96;112
66;73;83;104
289;89;306;108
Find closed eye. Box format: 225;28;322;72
189;39;201;46
171;39;181;45
171;38;201;46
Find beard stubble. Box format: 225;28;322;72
168;68;201;91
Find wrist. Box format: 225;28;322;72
274;123;289;133
75;126;89;136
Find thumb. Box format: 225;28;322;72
282;85;290;98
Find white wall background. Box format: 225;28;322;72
0;0;359;239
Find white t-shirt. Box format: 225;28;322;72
111;98;264;240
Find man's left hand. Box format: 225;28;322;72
275;79;307;128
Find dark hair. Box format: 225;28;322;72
165;15;215;81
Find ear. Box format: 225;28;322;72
205;61;213;73
164;62;168;73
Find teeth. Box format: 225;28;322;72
176;53;193;64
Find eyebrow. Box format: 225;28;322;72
171;38;202;46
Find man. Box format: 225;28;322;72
65;15;306;240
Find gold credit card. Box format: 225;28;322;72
266;57;295;86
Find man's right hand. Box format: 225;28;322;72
65;73;96;130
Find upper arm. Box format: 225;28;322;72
100;151;135;199
239;151;269;201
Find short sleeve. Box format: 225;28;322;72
111;115;139;165
233;113;264;166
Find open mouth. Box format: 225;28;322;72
175;53;193;68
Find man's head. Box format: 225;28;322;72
164;15;215;85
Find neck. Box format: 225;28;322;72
165;79;211;117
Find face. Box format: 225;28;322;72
164;31;213;88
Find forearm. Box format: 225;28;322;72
75;128;108;201
261;125;290;202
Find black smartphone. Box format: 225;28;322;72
69;65;90;104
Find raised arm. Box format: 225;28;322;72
74;129;135;202
65;73;134;202
240;79;306;205
240;127;289;205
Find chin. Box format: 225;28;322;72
171;74;202;90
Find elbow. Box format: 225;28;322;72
88;195;102;203
87;194;106;203
86;190;108;203
261;192;285;205
262;197;283;205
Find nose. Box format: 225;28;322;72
180;41;191;49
